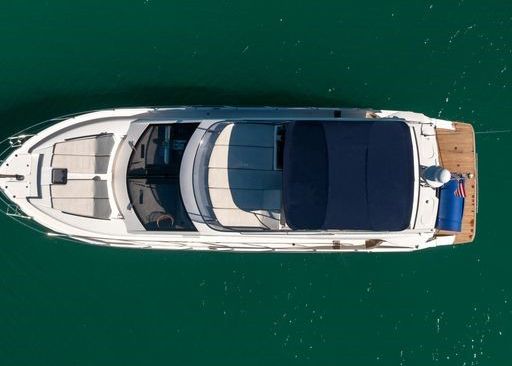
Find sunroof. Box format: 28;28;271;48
283;120;414;231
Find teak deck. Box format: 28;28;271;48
436;122;478;244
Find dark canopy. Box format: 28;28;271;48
283;120;414;231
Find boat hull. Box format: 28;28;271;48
0;106;478;252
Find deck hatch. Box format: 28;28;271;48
51;168;68;185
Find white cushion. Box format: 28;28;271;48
52;134;114;174
215;124;275;147
51;155;110;174
53;134;114;155
51;180;111;219
208;145;273;170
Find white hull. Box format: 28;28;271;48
0;106;470;252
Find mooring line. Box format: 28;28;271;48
475;129;511;135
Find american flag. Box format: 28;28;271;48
454;179;466;198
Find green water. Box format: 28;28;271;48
0;1;511;365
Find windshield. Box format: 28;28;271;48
127;123;199;231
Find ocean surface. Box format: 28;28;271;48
0;1;511;365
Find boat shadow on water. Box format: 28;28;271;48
0;85;365;135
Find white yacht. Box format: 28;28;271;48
0;107;477;252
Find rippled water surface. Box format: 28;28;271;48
0;1;511;365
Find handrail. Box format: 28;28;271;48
0;109;106;163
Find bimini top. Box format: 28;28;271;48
283;120;414;231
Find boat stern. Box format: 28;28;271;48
435;122;478;244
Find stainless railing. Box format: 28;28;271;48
0;110;103;164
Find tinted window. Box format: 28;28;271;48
127;123;199;231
